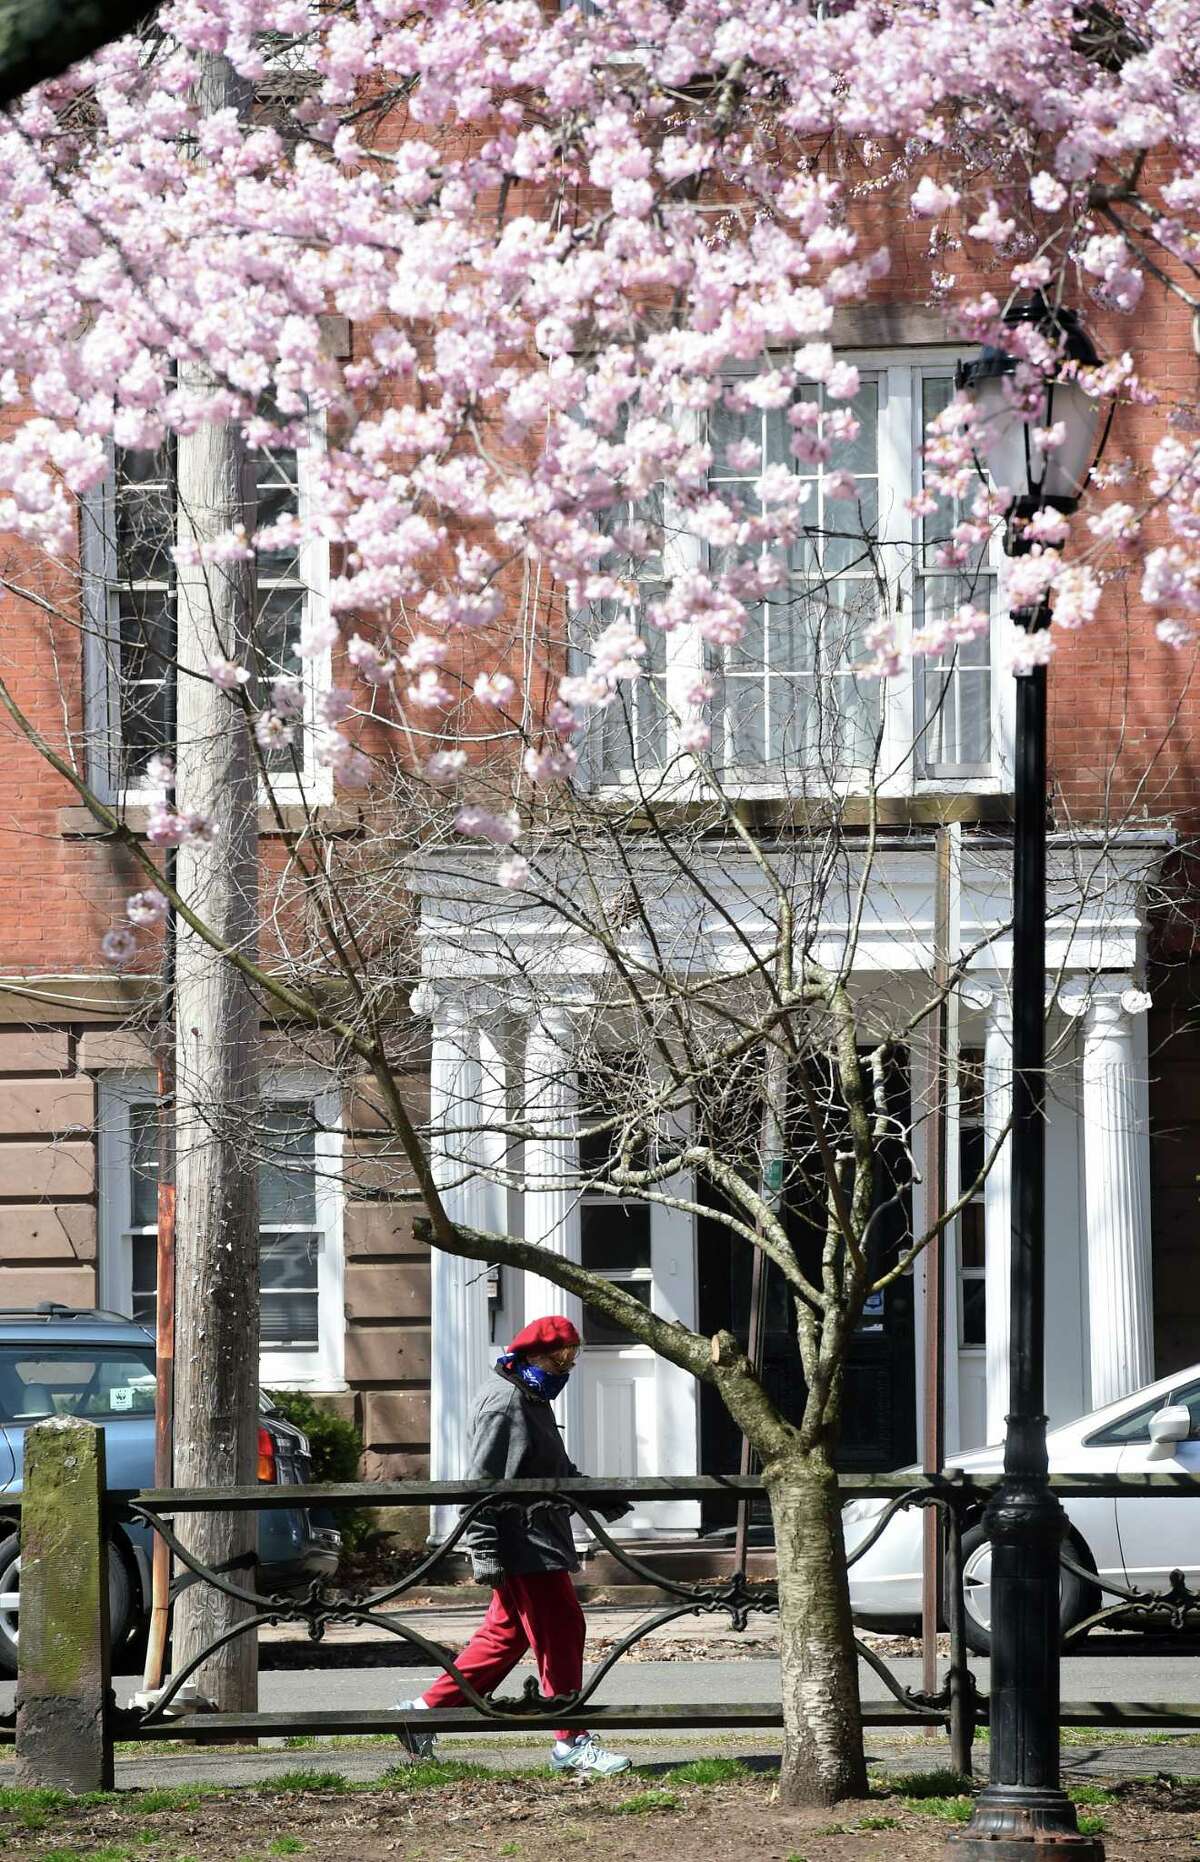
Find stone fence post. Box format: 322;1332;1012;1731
15;1416;113;1791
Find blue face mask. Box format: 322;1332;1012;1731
499;1352;571;1402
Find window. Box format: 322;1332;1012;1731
0;1346;156;1423
913;375;995;778
708;382;882;774
1088;1383;1200;1447
83;437;330;800
99;1071;344;1388
577;355;1008;795
956;1049;986;1351
577;1113;653;1345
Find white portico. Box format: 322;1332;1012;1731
412;829;1168;1520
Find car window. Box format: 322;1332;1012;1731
1087;1381;1200;1446
0;1347;156;1423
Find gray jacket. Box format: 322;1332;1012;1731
461;1368;627;1584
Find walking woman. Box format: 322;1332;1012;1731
393;1315;632;1775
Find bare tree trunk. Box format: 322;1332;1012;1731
769;1452;868;1806
170;49;260;1714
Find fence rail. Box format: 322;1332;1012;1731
11;1422;1200;1793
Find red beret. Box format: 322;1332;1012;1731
507;1315;580;1355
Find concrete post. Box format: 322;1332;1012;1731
15;1417;113;1792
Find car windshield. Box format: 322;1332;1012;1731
0;1346;156;1423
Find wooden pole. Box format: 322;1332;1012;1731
169;48;261;1715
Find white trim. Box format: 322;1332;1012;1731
580;351;1008;803
81;430;333;809
96;1067;345;1390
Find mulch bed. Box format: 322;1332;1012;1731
8;1767;1200;1861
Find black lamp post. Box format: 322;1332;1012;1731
953;295;1110;1858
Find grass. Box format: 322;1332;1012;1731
498;1845;521;1858
899;1792;974;1823
1077;1813;1107;1836
667;1758;752;1785
1069;1784;1117;1806
376;1759;494;1792
269;1841;307;1856
883;1768;972;1798
268;1768;350;1794
611;1789;683;1815
856;1813;900;1829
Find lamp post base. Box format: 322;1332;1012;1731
950;1785;1105;1860
946;1780;1103;1854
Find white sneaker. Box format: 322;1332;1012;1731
549;1733;632;1777
391;1699;437;1760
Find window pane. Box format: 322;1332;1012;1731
255;449;301;579
0;1348;156;1422
116;447;175;583
960;1202;985;1272
916;577;992;772
828;380;879;480
581;1203;651;1273
260;1101;317;1224
129;1102;161;1229
131;1234;158;1334
961;1276;986;1347
118;592;173;777
250;587;307;768
260;1232;320;1347
581;1278;651;1345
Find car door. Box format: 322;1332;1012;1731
1113;1380;1200;1595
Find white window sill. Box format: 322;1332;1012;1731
59;800;364;838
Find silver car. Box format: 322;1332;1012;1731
844;1363;1200;1652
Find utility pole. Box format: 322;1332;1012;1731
169;49;261;1714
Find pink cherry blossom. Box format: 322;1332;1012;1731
348;633;398;684
126;888;169;928
455;805;520;846
102;927;138;967
496;854;530;889
474;672;516;707
206;657;251;691
298;614;340;659
426;749;469;785
910;178;960;217
271;676;305;718
255;711;295;751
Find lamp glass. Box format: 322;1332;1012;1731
970;372;1105;509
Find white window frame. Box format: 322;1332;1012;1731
97;1067;346;1390
580;349;1015;800
81;431;333;808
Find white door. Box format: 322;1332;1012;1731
577;1186;699;1536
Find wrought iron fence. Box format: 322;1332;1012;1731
11;1465;1200;1788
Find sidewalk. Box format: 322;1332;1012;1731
260;1601;782;1667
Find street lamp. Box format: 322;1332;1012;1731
952;295;1110;1859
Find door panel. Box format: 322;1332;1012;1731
576;1186;699;1535
1115;1439;1200;1593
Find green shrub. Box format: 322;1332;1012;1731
266;1390;370;1550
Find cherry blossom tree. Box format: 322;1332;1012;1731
0;0;1199;1804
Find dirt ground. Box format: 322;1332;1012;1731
7;1764;1200;1862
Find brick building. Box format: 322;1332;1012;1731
3;209;1200;1522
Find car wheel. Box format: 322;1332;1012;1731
954;1522;1094;1656
0;1530;133;1677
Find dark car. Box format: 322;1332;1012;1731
0;1305;341;1673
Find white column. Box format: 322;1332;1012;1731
420;985;496;1537
521;1001;584;1455
1078;985;1154;1408
982;993;1013;1445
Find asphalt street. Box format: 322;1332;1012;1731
6;1649;1200;1715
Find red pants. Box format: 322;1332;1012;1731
421;1568;586;1743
